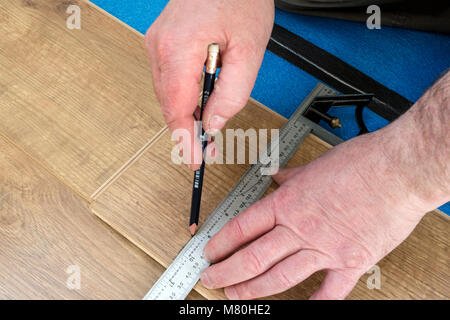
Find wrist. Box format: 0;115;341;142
372;81;450;213
345;130;427;220
372;127;431;217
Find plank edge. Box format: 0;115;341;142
91;126;168;200
83;0;147;37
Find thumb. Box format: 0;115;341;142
203;47;262;134
272;166;305;185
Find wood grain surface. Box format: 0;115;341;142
0;1;200;299
91;98;449;299
0;0;447;300
0;0;165;200
0;136;175;299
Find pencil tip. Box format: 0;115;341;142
189;224;197;236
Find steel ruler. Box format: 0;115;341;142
143;83;341;300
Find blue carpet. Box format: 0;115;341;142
91;0;450;214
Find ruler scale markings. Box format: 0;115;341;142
144;84;336;300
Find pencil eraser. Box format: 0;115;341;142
208;43;219;54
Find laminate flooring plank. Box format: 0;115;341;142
1;134;204;298
0;0;165;200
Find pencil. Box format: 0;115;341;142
189;43;220;236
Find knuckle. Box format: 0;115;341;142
158;58;179;75
296;215;320;236
160;105;177;124
203;238;216;257
228;217;247;243
274;268;296;289
268;188;293;218
234;94;250;109
304;252;321;269
343;248;371;269
162;83;179;104
231;44;257;61
265;194;281;218
275;186;293;204
212;85;248;109
154;33;177;63
242;249;264;275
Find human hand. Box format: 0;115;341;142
200;130;434;299
145;0;274;169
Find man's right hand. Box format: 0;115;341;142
145;0;274;169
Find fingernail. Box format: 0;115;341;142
225;286;238;300
201;271;212;289
203;247;212;263
189;163;200;171
207;115;226;133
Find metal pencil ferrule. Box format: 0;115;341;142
205;43;220;74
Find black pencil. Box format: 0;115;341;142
189;43;220;235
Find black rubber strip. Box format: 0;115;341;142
267;24;413;121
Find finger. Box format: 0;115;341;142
155;44;206;169
272;166;305;185
203;46;263;134
201;226;301;289
203;191;279;263
170;115;203;170
309;270;360;300
146;32;203;169
223;250;326;299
